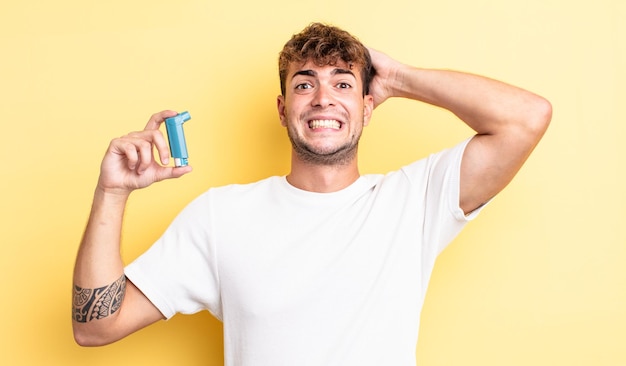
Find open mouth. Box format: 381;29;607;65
308;119;342;130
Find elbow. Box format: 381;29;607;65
528;95;553;137
73;332;99;347
73;330;104;348
73;322;116;347
74;334;97;348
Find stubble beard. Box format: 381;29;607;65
287;122;363;166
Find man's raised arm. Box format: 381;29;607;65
368;48;552;214
72;110;192;346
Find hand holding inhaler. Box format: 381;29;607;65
165;111;191;167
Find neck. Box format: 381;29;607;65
286;153;360;193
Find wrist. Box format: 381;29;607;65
389;64;419;99
93;184;131;206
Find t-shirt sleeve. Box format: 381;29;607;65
401;136;488;257
124;191;222;320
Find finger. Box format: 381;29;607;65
118;140;140;171
151;129;171;166
144;110;179;131
169;165;193;178
170;165;193;179
128;130;171;166
154;165;193;182
135;138;155;174
114;134;152;173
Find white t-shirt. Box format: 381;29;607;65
126;138;483;366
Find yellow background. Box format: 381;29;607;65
1;0;624;365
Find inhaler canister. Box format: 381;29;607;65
164;111;191;167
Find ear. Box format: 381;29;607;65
277;95;287;127
362;94;374;126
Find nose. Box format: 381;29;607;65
311;84;335;108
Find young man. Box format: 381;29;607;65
73;23;551;365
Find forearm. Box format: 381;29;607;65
390;65;551;136
74;188;128;284
73;187;129;324
72;187;166;346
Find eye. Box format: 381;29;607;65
336;82;352;89
295;83;313;90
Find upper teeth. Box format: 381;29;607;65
309;120;341;129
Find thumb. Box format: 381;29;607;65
155;165;193;182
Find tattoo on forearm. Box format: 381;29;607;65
72;274;126;323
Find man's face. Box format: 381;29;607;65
277;59;374;166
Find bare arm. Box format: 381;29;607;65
368;49;552;214
73;110;192;346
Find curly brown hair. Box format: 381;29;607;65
278;23;374;96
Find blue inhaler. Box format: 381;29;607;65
164;111;191;167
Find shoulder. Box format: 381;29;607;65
198;176;284;209
389;138;473;184
209;176;281;195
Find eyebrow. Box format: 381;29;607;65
291;68;356;79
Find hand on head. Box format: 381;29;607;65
367;47;404;108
